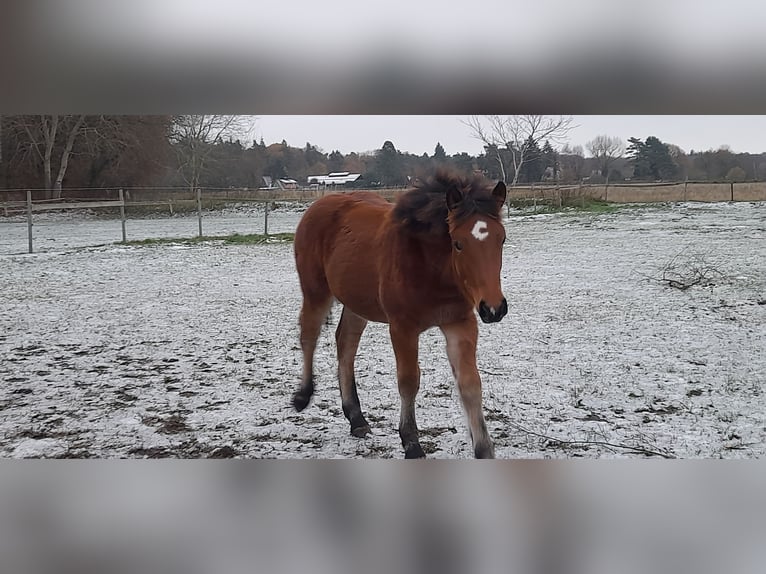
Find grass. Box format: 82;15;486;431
506;198;635;216
123;232;295;247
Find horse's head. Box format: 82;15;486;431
446;180;508;323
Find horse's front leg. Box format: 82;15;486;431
441;317;495;459
389;322;425;459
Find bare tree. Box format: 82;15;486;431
5;115;175;193
559;143;586;182
463;115;575;185
10;115;87;199
586;134;625;178
169;115;255;193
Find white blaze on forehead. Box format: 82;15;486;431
471;220;489;241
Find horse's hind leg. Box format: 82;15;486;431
335;307;371;437
292;292;333;412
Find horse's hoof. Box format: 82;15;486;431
351;424;371;438
404;444;426;459
474;443;495;459
292;392;312;412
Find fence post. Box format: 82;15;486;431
264;201;270;236
119;188;126;242
730;182;734;202
26;189;33;254
197;187;203;237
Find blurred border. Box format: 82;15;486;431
2;1;766;114
0;460;764;574
2;2;765;571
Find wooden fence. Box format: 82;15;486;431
505;181;766;204
3;188;312;254
4;180;765;211
18;190;126;254
2;181;765;254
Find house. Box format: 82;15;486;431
277;178;299;190
260;176;299;190
306;172;362;186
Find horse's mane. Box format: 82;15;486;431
391;169;501;237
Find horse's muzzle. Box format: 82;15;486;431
478;298;507;323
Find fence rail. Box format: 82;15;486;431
2;188;313;254
17;190;127;253
505;181;766;203
2;182;765;255
3;180;766;206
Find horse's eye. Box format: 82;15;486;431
454;241;463;252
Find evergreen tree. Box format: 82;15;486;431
450;152;475;175
376;140;403;186
478;144;504;180
304;142;326;168
646;136;678;180
327;150;345;172
628;136;678;180
434;142;446;161
518;137;543;183
627;137;650;179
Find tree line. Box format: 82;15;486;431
1;115;765;200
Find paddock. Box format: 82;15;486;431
0;201;764;458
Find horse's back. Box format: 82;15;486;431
295;191;389;247
295;192;391;321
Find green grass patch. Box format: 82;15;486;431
123;232;294;247
570;199;623;213
506;198;629;216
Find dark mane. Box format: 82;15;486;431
391;169;501;236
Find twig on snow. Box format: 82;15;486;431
637;248;728;291
507;421;676;459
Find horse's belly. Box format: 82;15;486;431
330;284;388;323
325;248;388;324
338;296;389;324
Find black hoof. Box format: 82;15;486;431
404;444;426;459
474;443;495;459
292;391;312;412
350;424;371;438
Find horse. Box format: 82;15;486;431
292;170;508;458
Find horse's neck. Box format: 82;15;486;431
393;230;457;286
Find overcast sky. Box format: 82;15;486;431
253;116;766;157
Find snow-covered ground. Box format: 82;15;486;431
1;202;764;458
0;203;304;255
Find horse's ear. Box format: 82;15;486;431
492;181;507;211
446;185;463;211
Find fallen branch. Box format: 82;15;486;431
507;421;676;459
479;368;506;377
638;248;727;291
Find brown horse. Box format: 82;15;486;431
292;170;508;458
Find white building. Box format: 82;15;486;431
306;172;362;186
